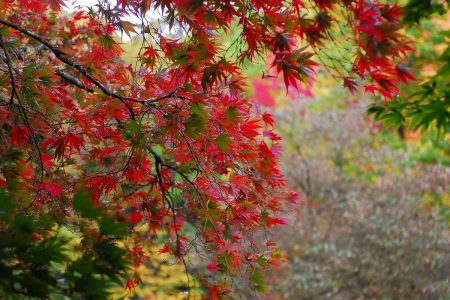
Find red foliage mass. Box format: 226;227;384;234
0;0;413;296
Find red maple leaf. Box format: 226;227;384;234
396;64;416;85
129;211;143;224
9;126;30;149
343;78;359;94
37;182;62;199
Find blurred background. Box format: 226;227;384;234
256;78;449;300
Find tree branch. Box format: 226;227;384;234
0;32;44;183
55;69;95;93
0;18;184;119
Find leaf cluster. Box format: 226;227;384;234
0;189;130;299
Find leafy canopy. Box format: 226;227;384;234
0;0;413;298
368;1;449;134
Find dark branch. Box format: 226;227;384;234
0;32;45;183
0;18;184;119
55;69;95;93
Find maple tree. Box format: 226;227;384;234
0;0;414;298
369;1;449;134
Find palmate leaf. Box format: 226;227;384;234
225;105;240;123
407;98;450;132
185;104;207;139
250;268;267;292
73;191;101;219
367;103;405;128
215;133;233;151
98;215;128;237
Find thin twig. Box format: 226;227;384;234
0;31;45;199
0;18;184;118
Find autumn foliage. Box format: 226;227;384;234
0;0;413;298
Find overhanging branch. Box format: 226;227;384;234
0;18;183;119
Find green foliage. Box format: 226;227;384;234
184;104;207;139
0;190;130;299
402;0;449;24
225;105;240;123
249;268;266;292
368;1;450;134
215;134;233;151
